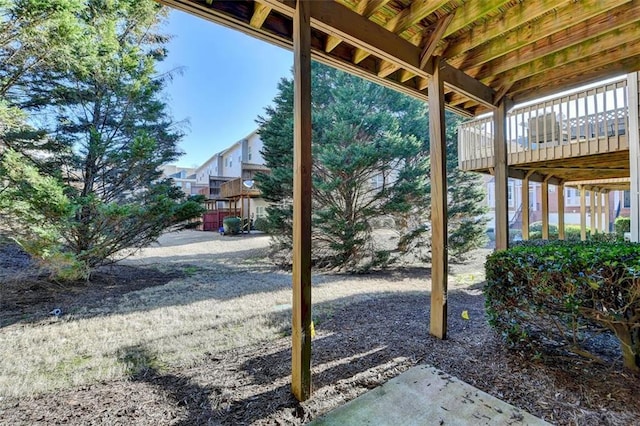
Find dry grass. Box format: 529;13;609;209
0;231;486;399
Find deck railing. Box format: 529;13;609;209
220;177;262;198
458;78;629;171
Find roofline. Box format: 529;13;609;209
194;128;260;173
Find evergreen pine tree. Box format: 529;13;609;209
257;63;486;271
0;0;204;277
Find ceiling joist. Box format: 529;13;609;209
325;0;391;53
352;0;450;64
453;0;630;73
156;0;640;117
475;2;640;84
249;3;271;28
442;0;570;61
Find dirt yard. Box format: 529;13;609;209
0;231;638;425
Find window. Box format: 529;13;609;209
185;182;191;190
624;190;631;208
229;160;232;168
566;188;580;206
370;174;384;190
256;206;266;218
508;183;515;207
248;146;252;161
225;158;229;167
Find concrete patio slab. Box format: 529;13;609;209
308;365;551;426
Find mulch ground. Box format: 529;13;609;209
0;244;638;425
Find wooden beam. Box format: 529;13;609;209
518;166;630;174
443;0;570;60
596;189;602;233
558;183;565;240
353;0;451;64
493;83;513;106
249;2;271;29
590;190;596;235
164;0;493;109
356;0;393;17
419;13;454;70
521;176;530;240
429;57;448;340
476;6;640;84
541;177;550;240
604;190;611;233
494;99;509;250
324;0;391;53
511;51;640;103
378;60;400;78
451;0;630;71
398;68;414;83
291;0;312;402
305;1;496;106
416;76;429;91
492;30;640;93
580;185;587;241
440;62;495;107
324;34;342;52
628;72;640;242
443;0;512;39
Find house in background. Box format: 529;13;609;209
192;130;270;231
160;165;200;196
482;175;630;234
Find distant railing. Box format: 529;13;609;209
458;78;629;171
220;177;262;198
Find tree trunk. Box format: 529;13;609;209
616;327;640;372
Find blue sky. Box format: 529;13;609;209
159;9;293;168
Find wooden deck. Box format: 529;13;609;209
220;177;262;199
458;78;630;184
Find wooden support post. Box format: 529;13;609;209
541;178;549;240
628;72;640;242
590;190;597;236
429;57;448;340
291;0;312;402
247;196;251;234
493;99;509;250
604;190;611;233
596;189;602;234
580;185;587;241
521;177;530;240
240;194;244;233
558;183;565;240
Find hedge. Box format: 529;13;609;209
222;217;241;235
615;216;631;239
485;241;640;372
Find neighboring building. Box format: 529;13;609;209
160;165;200;196
482;176;629;232
194;130;270;230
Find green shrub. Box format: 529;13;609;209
528;230;556;240
529;221;558;234
485;241;640;372
223;217;241;235
615;216;631;239
527;224;585;241
564;225;583;241
253;217;269;232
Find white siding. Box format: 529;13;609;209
247;132;265;165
